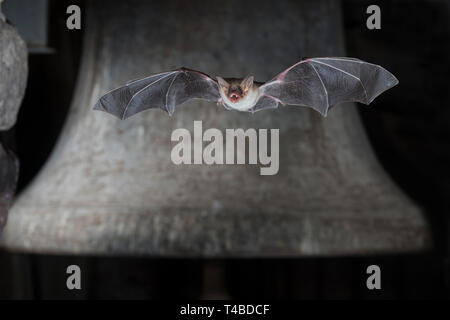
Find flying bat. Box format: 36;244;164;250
93;57;398;119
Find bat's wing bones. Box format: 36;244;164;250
93;68;220;119
249;95;280;113
258;57;399;116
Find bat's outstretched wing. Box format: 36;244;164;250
93;68;220;119
257;57;399;116
250;95;279;112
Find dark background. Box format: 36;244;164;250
0;0;449;299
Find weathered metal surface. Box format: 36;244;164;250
0;2;23;232
0;0;430;256
0;142;18;231
0;2;28;130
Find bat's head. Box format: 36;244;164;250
217;76;254;104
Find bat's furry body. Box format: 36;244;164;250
218;78;262;111
94;57;398;119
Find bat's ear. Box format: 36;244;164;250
216;77;229;89
241;75;254;91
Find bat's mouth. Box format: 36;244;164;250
229;93;241;103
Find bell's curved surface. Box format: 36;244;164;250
0;0;430;256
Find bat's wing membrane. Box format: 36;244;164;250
93;68;220;119
259;57;398;116
249;95;279;113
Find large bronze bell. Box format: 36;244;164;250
0;0;430;256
